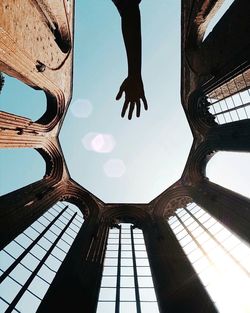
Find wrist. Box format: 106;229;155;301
128;73;142;81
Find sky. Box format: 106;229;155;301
1;0;249;204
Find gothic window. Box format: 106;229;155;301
168;203;250;313
206;69;250;125
97;223;159;313
0;202;84;313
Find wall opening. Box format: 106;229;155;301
203;0;235;41
97;223;159;313
0;202;84;313
168;203;250;313
0;74;46;122
206;151;250;198
0;148;46;196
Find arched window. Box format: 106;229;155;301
206;151;250;198
168;203;250;312
97;223;159;313
205;69;250;125
203;0;235;41
0;149;46;196
0;74;46;122
0;202;84;313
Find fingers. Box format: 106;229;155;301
136;100;141;118
121;99;129;118
128;102;135;120
116;86;124;100
142;95;148;111
121;99;144;119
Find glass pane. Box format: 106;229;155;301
139;288;157;301
104;258;118;266
0;250;15;271
21;253;40;271
120;302;137;313
120;276;135;287
133;239;145;244
44;255;61;272
0;277;22;303
102;267;117;276
121;258;133;266
50;246;66;261
135;251;147;258
121;244;132;251
138;276;154;288
140;302;160;313
136;258;149;267
11;264;31;284
121;267;134;276
105;250;118;258
120;288;136;301
108;238;119;244
28;276;49;299
134;245;145;251
101;276;117;287
4;241;24;259
15;291;41;313
98;288;116;301
0;299;8;312
137;267;151;276
16;234;33;248
121;251;132;258
38;265;56;282
96;302;115;313
121;238;131;244
24;227;39;240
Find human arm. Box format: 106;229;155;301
113;0;148;119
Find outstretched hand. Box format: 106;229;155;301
116;76;148;119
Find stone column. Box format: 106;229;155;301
37;216;109;313
0;178;61;249
143;216;217;313
190;180;250;244
206;120;250;153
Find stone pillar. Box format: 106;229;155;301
0;178;61;249
143;216;217;313
206;120;250;153
190;180;250;244
37;216;109;313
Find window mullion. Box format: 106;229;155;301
130;226;141;313
115;226;121;313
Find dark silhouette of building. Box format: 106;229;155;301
0;0;250;312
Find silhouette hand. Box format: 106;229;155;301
116;76;148;119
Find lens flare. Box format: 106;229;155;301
70;99;93;118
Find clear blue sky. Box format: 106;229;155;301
1;0;249;203
60;0;192;203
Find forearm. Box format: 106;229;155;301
119;3;142;78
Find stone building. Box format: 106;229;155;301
0;0;250;312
